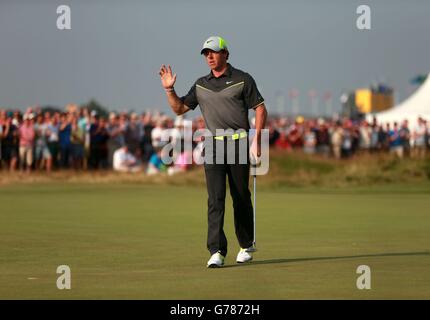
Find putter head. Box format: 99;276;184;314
246;246;257;253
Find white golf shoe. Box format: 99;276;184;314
236;248;253;263
207;252;225;268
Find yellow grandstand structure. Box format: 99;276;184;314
355;88;394;114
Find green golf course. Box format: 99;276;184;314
1;182;429;299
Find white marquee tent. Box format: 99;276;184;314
367;73;430;126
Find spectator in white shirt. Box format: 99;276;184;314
113;145;142;173
413;117;427;159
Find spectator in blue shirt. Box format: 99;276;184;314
389;122;404;158
59;113;72;168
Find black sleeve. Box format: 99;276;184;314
180;82;199;110
243;74;265;109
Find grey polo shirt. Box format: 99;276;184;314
180;64;264;134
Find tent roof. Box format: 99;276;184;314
367;73;430;124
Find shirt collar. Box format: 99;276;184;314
206;63;232;80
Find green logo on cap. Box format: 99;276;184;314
218;37;227;50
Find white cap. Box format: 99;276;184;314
200;36;228;54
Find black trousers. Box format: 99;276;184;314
204;138;254;257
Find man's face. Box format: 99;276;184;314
203;50;228;71
109;116;117;125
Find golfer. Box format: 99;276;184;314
159;36;267;268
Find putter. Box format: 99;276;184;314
248;156;258;253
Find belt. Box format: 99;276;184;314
214;132;248;141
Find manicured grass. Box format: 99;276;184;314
0;183;429;299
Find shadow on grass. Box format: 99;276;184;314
223;251;430;268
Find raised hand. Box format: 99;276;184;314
159;64;177;89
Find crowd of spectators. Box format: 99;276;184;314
1;105;429;175
0;105;202;175
268;115;429;159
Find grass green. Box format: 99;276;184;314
1;183;429;299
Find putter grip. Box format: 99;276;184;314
250;155;261;168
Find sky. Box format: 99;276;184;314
0;0;429;117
